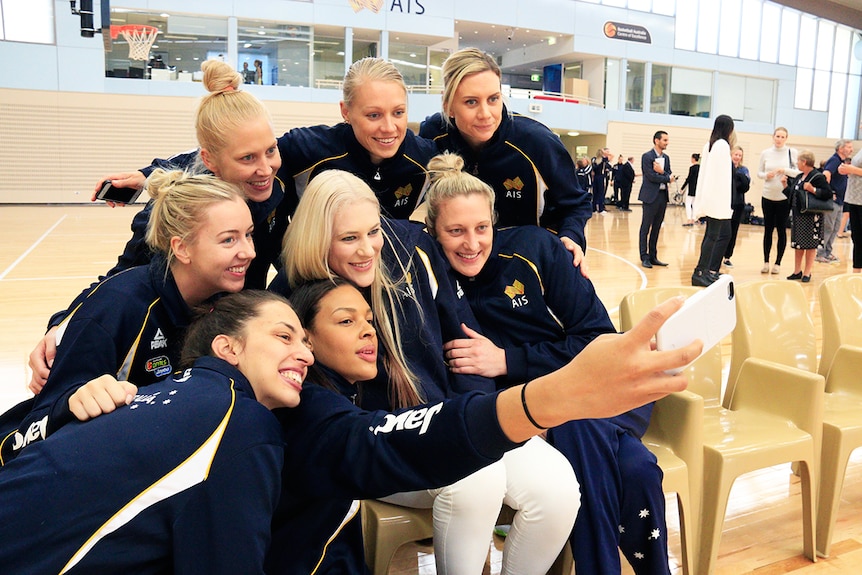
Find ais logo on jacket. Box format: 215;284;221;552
503;176;524;198
393;184;413;208
505;280;529;308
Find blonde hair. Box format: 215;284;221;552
774;126;789;137
145;169;246;269
441;48;501;125
196;60;273;157
342;57;407;108
424;153;496;234
798;150;816;168
282;170;423;408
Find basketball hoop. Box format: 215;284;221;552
110;25;159;61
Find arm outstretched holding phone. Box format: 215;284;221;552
72;296;699;442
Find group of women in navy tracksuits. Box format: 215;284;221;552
0;48;683;575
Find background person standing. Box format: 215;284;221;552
757;127;799;274
616;156;636;212
818;139;854;264
691;115;735;286
638;131;675;268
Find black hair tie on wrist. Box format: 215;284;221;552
520;382;548;430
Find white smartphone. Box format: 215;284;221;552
655;275;736;375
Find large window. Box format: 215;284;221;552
312;32;346;86
675;0;861;138
105;11;227;80
1;0;53;43
650;64;671;114
626;61;645;112
389;41;427;87
669;68;711;118
238;20;311;87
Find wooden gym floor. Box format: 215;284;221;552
1;203;860;574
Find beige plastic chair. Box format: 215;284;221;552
361;500;433;575
819;273;862;377
360;500;573;575
622;285;824;575
729;280;862;563
816;275;862;557
727;280;818;391
620;287;704;575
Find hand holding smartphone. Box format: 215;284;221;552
95;180;143;205
655;275;736;375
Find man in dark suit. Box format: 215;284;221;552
615;156;636;211
638;131;676;268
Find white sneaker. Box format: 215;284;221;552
761;263;769;273
771;264;780;274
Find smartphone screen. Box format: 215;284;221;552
96;181;143;204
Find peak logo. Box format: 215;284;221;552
348;0;425;15
370;403;442;435
151;328;168;350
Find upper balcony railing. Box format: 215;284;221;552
313;79;605;108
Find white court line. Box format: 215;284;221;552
0;216;67;281
586;247;648;316
3;276;96;282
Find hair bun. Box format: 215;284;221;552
427;152;466;185
145;168;188;201
201;59;242;96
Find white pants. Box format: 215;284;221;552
381;437;580;575
685;195;696;222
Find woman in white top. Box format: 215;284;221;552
757;127;800;274
691;115;735;286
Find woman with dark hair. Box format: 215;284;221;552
680;153;700;226
691;114;736;287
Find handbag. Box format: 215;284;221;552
797;186;834;214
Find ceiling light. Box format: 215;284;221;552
244;43;252;48
568;131;580;137
160;13;170;18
